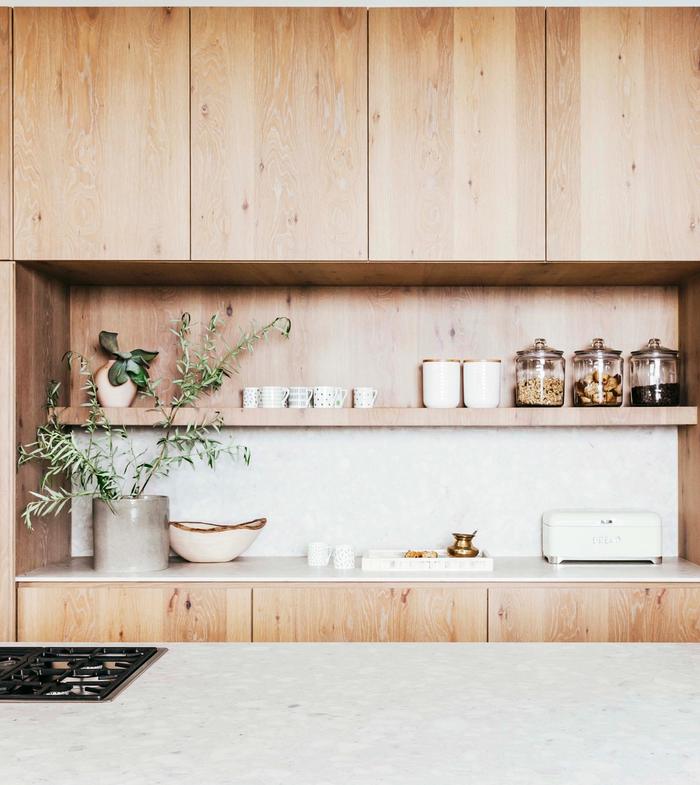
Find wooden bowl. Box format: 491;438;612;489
169;518;266;563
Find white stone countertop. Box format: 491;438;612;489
16;555;700;583
2;642;700;785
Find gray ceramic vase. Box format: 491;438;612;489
93;495;170;573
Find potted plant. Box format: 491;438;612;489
93;330;159;408
18;312;291;573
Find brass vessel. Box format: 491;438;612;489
448;531;479;558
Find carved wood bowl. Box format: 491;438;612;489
169;518;267;563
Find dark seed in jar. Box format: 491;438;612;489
631;383;680;406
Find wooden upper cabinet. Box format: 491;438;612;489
191;8;367;261
13;8;190;261
369;8;545;262
0;9;10;260
547;8;700;262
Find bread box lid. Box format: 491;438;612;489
543;509;661;528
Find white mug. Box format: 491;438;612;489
242;387;260;408
261;386;289;408
353;387;378;408
308;542;333;567
314;386;346;408
332;544;356;570
463;360;501;408
334;388;348;408
422;360;461;408
288;386;314;409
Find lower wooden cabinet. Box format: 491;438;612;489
16;583;700;643
253;586;487;642
17;584;252;642
489;586;700;642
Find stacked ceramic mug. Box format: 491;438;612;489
242;386;379;409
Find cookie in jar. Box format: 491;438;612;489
573;338;623;406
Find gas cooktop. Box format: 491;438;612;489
0;646;164;702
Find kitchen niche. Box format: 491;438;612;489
12;261;700;577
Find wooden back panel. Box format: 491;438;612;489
69;284;678;409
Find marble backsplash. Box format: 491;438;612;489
71;426;679;558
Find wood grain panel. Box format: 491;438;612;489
369;8;544;261
17;584;252;642
547;8;700;261
489;587;700;642
0;263;14;640
19;259;700;288
55;405;698;429
608;587;700;642
13;8;189;260
191;8;367;260
0;10;11;259
15;265;71;579
679;275;700;563
68;285;677;409
489;587;609;642
253;586;486;642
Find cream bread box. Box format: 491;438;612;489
542;509;662;564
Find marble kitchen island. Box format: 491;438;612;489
2;643;700;785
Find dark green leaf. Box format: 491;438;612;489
108;360;130;387
99;330;120;355
131;349;159;365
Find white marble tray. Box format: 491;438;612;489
361;550;494;571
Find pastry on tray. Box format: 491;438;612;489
404;550;439;558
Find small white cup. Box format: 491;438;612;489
353;387;378;408
242;387;260;408
422;360;461;408
334;388;348;408
289;386;314;409
308;542;333;567
261;386;289;408
332;544;356;570
463;360;501;408
314;386;346;408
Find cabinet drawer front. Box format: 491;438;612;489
489;587;700;642
17;585;252;642
253;586;487;642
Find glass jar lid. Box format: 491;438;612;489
574;338;622;358
516;338;563;359
630;338;679;359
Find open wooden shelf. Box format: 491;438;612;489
55;406;699;428
21;259;700;287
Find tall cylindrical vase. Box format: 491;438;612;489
93;496;170;573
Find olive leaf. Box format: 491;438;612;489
99;330;159;390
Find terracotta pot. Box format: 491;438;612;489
94;360;137;407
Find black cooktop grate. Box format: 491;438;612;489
0;646;161;701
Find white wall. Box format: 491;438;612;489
72;426;678;558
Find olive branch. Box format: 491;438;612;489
18;313;291;528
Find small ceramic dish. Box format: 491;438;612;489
169;518;266;563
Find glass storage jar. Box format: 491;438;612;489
573;338;623;406
515;339;565;407
630;339;680;406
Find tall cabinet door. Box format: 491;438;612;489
369;8;545;262
13;8;190;261
547;8;700;261
191;8;367;261
0;9;10;260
